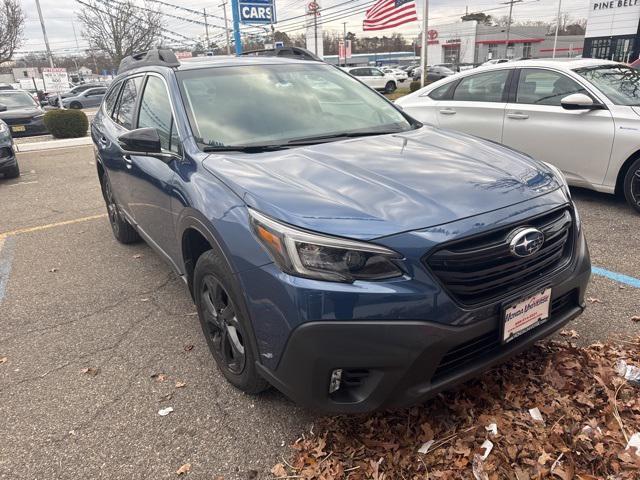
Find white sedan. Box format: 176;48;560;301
396;59;640;212
341;66;398;93
381;67;409;83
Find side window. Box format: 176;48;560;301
516;69;587;106
350;68;366;77
137;76;180;154
452;70;510;102
103;82;122;116
371;68;384;77
427;82;454;100
113;76;143;129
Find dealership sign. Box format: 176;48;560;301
238;0;276;24
586;0;640;37
42;67;69;93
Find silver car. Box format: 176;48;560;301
61;86;107;109
396;59;640;212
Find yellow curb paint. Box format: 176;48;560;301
0;214;107;240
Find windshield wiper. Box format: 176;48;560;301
286;129;405;145
202;144;289;153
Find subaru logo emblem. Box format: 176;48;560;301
509;227;545;257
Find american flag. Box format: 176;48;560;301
363;0;418;31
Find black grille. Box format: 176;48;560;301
0;147;12;158
431;289;578;382
3;117;32;126
425;208;573;306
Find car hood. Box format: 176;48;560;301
202;127;560;240
0;107;42;120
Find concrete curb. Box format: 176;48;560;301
15;137;93;153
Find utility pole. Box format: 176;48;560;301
552;0;562;58
419;0;428;87
342;22;347;66
72;21;81;78
35;0;63;107
203;8;211;52
313;7;318;55
220;1;232;55
502;0;521;59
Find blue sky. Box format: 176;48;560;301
20;0;590;55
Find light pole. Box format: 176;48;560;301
419;0;428;87
552;0;562;58
35;0;63;107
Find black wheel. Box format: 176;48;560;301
3;162;19;179
194;250;269;394
102;175;140;244
70;101;82;109
623;158;640;214
384;81;396;93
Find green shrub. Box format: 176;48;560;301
409;80;421;93
43;109;89;138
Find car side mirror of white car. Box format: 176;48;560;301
561;93;603;111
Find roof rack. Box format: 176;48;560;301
118;49;181;74
240;46;322;62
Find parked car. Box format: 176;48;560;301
0;119;18;178
0;90;48;137
396;59;640;212
0;84;15;90
341;66;397;93
61;86;107;109
47;82;105;106
481;58;510;66
93;49;590;413
413;66;456;82
381;67;408;83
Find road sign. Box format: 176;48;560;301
42;67;69;94
238;0;276;24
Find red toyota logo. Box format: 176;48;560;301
428;30;438;40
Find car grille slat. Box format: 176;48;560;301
425;208;574;306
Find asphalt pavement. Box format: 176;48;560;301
0;146;638;479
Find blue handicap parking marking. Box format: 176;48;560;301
592;266;640;289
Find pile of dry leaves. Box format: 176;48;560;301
273;338;640;479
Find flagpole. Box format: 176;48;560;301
420;0;428;87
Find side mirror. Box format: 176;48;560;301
0;104;7;112
118;128;161;154
561;93;602;110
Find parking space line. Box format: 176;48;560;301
592;267;640;288
0;236;17;304
0;214;107;240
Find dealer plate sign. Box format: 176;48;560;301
502;288;551;343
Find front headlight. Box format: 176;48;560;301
0;122;7;135
249;209;404;282
544;162;570;199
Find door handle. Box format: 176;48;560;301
439;108;456;115
507;112;529;120
123;154;133;169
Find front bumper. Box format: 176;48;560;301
256;229;591;413
0;143;16;171
5;119;47;138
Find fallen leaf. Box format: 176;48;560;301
0;357;7;364
49;268;58;273
159;392;173;402
151;373;167;382
418;439;434;454
586;297;603;304
81;367;99;376
133;254;143;259
175;381;186;388
176;463;191;475
184;344;194;352
529;407;545;423
271;463;287;478
560;329;579;338
632;316;640;322
158;406;174;416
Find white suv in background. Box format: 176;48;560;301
396;59;640;212
341;66;397;93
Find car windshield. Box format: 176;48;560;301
575;64;640;106
0;91;36;109
177;63;415;149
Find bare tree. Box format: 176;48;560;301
0;0;25;65
77;0;164;64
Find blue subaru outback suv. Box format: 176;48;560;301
92;49;591;413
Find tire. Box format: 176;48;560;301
384;81;397;93
193;250;269;394
623;157;640;214
3;162;19;179
102;175;140;244
70;101;82;109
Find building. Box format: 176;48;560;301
424;21;583;65
583;0;640;62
